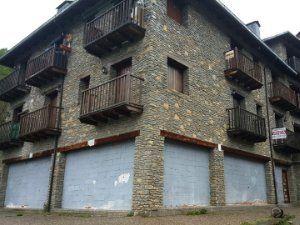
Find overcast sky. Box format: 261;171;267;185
0;0;299;50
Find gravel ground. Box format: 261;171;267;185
0;207;299;225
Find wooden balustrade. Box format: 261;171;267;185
224;48;263;90
273;129;300;152
269;81;297;110
25;46;68;87
19;105;62;141
84;0;145;57
80;74;143;124
227;107;267;142
0;121;22;148
0;68;30;102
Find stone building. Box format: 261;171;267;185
0;0;299;214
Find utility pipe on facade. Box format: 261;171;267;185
45;80;64;212
263;67;283;218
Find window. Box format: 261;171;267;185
167;0;183;24
275;113;284;128
167;58;187;93
78;76;90;104
232;92;245;109
256;104;263;117
12;105;23;123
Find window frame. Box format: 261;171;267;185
167;58;188;94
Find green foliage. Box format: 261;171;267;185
275;215;295;225
241;214;295;225
127;211;134;217
186;208;208;216
0;48;12;79
0;48;11;123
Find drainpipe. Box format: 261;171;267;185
45;79;65;212
263;67;282;215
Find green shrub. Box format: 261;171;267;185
187;209;208;216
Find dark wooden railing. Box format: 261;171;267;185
287;56;300;73
227;107;267;139
80;74;143;116
225;48;262;83
273;129;300;151
0;121;20;144
0;68;26;96
84;0;144;46
25;46;68;79
19;105;61;137
269;81;297;106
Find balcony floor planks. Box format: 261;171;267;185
0;140;23;150
224;68;263;91
0;85;31;102
80;103;143;125
19;128;61;142
269;96;297;111
227;128;267;143
85;22;145;58
26;66;67;88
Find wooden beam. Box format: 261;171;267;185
160;130;217;149
3;149;53;164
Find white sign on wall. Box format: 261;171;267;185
272;128;287;140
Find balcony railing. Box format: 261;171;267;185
19;105;62;141
273;129;300;152
224;48;263;90
287;56;300;74
80;74;143;125
227;107;267;142
269;81;297;110
0;68;30;102
25;47;68;87
84;0;145;57
0;121;22;148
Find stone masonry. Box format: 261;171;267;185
0;0;299;213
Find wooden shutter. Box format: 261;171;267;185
167;0;183;24
168;65;183;93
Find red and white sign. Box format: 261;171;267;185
272;128;287;140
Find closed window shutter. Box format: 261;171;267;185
168;65;183;93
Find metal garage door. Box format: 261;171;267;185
224;155;267;205
5;157;51;209
164;141;210;207
62;140;135;210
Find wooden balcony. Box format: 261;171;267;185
224;48;263;91
287;56;300;74
269;81;297;111
225;49;263;91
19;106;62;141
25;47;68;88
0;68;30;102
0;121;22;149
80;74;143;125
273;129;300;153
227;107;267;143
84;0;145;57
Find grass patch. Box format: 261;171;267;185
187;209;208;216
275;215;295;225
127;211;134;217
241;214;295;225
57;212;92;218
16;213;23;217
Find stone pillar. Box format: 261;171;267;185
51;153;66;209
132;129;165;213
265;161;276;204
288;165;297;204
292;154;300;203
209;147;226;206
0;164;8;207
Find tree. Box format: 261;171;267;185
0;48;12;123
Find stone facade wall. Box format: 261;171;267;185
0;0;299;212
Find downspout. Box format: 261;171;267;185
263;67;279;206
45;79;65;212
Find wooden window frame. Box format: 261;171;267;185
167;0;184;25
78;76;91;105
167;58;188;94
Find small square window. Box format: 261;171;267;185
167;58;187;93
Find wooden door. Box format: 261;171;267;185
115;63;132;104
282;170;290;204
45;92;59;129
